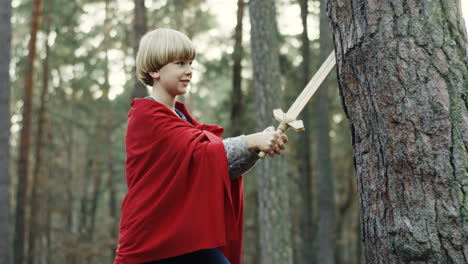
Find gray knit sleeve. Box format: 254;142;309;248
222;136;259;180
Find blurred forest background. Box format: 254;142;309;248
1;0;466;264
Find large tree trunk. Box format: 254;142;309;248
327;0;468;262
315;2;336;264
14;0;43;263
27;16;51;264
249;1;293;263
132;0;147;99
230;0;245;137
296;0;314;263
0;1;12;263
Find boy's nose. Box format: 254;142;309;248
185;65;192;75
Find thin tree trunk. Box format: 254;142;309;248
0;1;12;263
27;16;51;264
316;2;335;264
65;116;74;234
15;0;43;263
296;0;314;263
79;148;93;234
88;140;103;241
108;132;117;261
90;0;112;240
45;191;52;264
44;83;57;264
65;67;81;242
249;1;293;263
230;0;245;137
132;0;147;99
327;0;467;262
37;117;51;264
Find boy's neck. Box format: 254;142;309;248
151;86;176;111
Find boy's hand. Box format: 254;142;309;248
245;126;288;157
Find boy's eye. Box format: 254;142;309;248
175;61;192;66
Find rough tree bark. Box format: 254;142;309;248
327;0;467;263
0;0;12;263
15;0;43;263
249;1;293;263
132;0;148;99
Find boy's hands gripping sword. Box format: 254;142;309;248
259;51;336;159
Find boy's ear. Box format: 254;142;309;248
149;71;159;79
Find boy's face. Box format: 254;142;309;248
150;59;193;96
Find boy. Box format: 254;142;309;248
114;28;287;264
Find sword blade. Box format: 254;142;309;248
286;51;336;119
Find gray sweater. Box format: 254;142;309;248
222;136;259;180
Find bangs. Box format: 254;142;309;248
162;35;196;63
146;29;196;71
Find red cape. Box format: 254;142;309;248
114;99;244;264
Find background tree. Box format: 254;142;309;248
327;0;467;262
249;0;293;263
26;9;51;264
315;1;336;264
14;0;42;263
230;0;245;137
295;0;314;263
0;0;13;263
132;0;147;99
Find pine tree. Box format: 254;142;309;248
327;0;468;262
249;0;293;263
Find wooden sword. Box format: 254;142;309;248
259;51;336;159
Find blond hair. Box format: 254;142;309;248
136;28;196;86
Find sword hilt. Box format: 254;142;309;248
258;109;305;159
258;122;289;159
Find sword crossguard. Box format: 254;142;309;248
258;109;305;159
273;109;304;132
